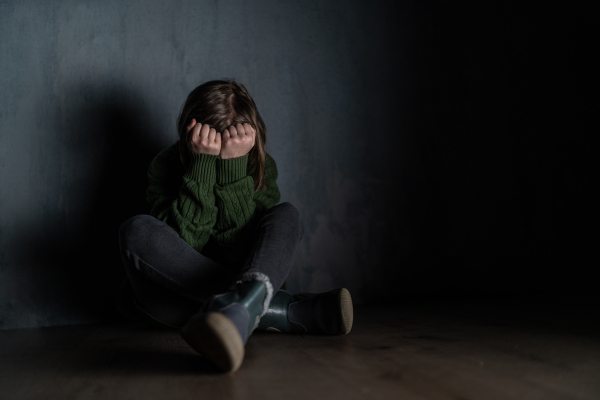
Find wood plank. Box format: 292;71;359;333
0;297;598;400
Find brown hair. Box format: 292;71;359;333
176;80;267;192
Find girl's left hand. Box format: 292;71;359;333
220;123;255;159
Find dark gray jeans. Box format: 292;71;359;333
119;202;303;327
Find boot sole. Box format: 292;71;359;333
181;312;245;373
339;288;354;335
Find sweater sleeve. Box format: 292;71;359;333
213;152;281;247
147;151;219;253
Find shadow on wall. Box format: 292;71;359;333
12;85;164;325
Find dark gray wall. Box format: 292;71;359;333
1;1;596;329
0;0;420;329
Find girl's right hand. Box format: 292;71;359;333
187;119;221;155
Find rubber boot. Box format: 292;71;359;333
257;288;353;335
180;273;273;373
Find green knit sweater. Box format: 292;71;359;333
146;141;281;263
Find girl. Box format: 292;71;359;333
117;80;353;373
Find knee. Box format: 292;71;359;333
119;215;158;255
276;202;300;218
272;202;304;240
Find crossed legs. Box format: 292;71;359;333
118;202;303;328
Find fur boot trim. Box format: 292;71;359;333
238;272;274;317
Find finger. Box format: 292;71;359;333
245;124;256;146
199;123;210;140
187;118;197;132
208;127;217;142
215;132;222;145
236;123;245;136
228;125;238;137
191;122;202;141
222;128;231;139
243;123;254;138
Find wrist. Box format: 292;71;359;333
216;153;249;184
184;152;218;183
220;150;249;160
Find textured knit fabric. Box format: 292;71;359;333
146;141;281;263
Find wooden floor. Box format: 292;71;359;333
1;296;599;400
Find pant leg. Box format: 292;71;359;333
239;202;304;292
118;215;239;327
